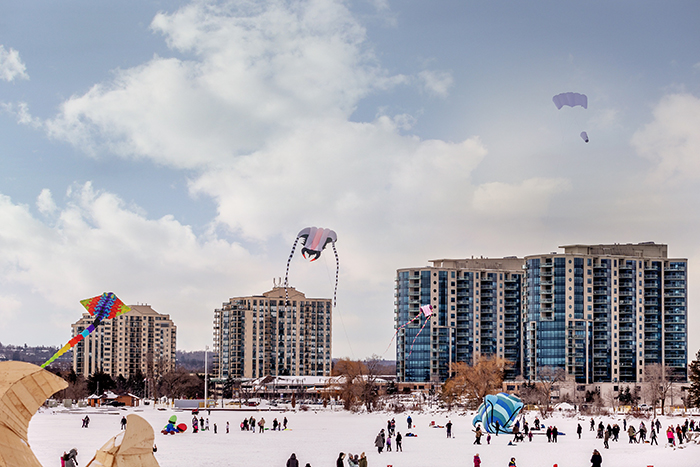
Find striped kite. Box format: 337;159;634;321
42;292;130;368
284;227;339;308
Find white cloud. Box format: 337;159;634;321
631;93;700;180
0;184;267;349
36;189;57;215
0;294;22;321
473;178;572;217
417;70;453;98
23;0;600;355
46;0;406;169
0;45;29;82
1;101;42;127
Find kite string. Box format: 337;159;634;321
383;313;422;356
327;242;353;358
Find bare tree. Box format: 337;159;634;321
440;356;510;409
643;363;674;415
359;355;384;412
157;367;203;400
604;388;619;414
536;366;566;416
332;359;366;410
517;382;545;407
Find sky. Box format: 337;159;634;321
1;0;699;359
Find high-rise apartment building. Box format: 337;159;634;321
396;243;688;385
395;258;525;383
213;286;332;379
524;243;687;384
72;304;177;379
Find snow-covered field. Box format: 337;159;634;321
28;405;699;467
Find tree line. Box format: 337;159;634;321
42;350;700;411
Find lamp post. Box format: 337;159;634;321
204;345;209;410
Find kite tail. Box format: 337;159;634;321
407;315;432;359
42;342;72;368
284;236;300;312
41;315;105;368
332;242;339;308
384;313;422;355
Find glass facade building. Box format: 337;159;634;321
524;243;687;384
397;243;688;385
396;258;524;383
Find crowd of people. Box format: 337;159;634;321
590;416;698;448
372;419;404;454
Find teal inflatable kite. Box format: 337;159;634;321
472;393;523;434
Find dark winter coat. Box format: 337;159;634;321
64;449;78;467
336;452;345;467
590;452;602;467
286;453;299;467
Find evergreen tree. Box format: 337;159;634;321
688;350;700;407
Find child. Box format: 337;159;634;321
386;436;392;451
474;453;481;467
487;433;492;445
508;457;517;467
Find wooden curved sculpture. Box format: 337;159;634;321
87;414;160;467
0;361;68;467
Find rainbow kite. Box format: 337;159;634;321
42;292;130;368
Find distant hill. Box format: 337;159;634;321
0;342;72;366
176;349;213;372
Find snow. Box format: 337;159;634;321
28;405;700;467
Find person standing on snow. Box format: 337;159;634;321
590;449;602;467
508;457;517;467
667;426;675;446
407;415;412;430
577;423;582;439
446;420;453;438
286;453;299;467
336;452;346;467
603;429;610;449
375;430;386;453
395;432;403;451
358;452;367;467
473;453;481;467
650;427;658;445
473;426;483;444
63;448;78;467
120;416;127;430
